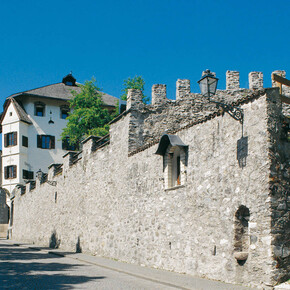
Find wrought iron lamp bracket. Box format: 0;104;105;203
210;100;244;124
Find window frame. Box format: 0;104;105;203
22;135;28;147
4;165;17;179
4;132;17;147
37;135;55;149
164;145;187;189
23;169;34;180
34;102;45;117
62;137;76;151
60;105;70;119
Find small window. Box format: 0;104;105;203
4;165;17;179
155;134;188;190
60;105;70;119
37;135;55;149
34;102;45;117
166;146;186;188
22;136;28;147
23;169;34;180
9;112;12;116
4;132;17;147
62;137;76;151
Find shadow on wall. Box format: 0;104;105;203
237;136;248;168
49;230;61;249
76;236;82;253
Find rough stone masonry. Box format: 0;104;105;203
12;70;289;289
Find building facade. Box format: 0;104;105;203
11;70;290;288
0;73;118;194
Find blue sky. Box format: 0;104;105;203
0;0;289;104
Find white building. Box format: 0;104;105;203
0;73;118;195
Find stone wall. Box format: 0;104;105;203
0;188;9;238
266;89;290;284
12;81;289;289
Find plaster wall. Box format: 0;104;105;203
23;96;70;173
12;92;281;288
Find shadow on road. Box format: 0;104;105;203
0;243;105;289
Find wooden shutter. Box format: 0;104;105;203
13;132;17;145
22;136;28;147
4;134;7;147
28;171;34;179
37;135;42;148
4;167;8;179
23;170;27;179
13;165;17;178
51;136;55;149
177;156;181;185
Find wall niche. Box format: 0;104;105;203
234;205;250;265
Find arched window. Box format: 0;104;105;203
60;105;70;119
34;102;45;117
156;134;188;189
234;205;250;265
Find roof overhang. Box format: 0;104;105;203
155;134;188;156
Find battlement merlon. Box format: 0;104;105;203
226;71;240;90
176;79;190;100
126;89;143;110
152;84;167;105
249;72;263;89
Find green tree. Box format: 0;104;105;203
61;78;112;146
120;76;149;104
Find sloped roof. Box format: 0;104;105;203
155;134;188;155
11;98;32;124
0;98;32;130
9;82;118;107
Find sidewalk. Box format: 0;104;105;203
1;239;253;290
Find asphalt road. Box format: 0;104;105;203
0;242;177;289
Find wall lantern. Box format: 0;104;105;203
197;69;219;98
48;110;54;124
198;69;244;124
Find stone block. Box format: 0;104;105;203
152;84;167;105
176;79;190;100
249;72;263;89
126;89;143;110
226;71;239;90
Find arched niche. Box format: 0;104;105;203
234;205;250;265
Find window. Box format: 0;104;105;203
165;146;186;188
37;135;55;149
62;137;76;151
4;165;17;179
60;105;70;119
23;170;34;180
34;102;45;117
4;132;17;147
155;134;188;189
22;136;28;147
